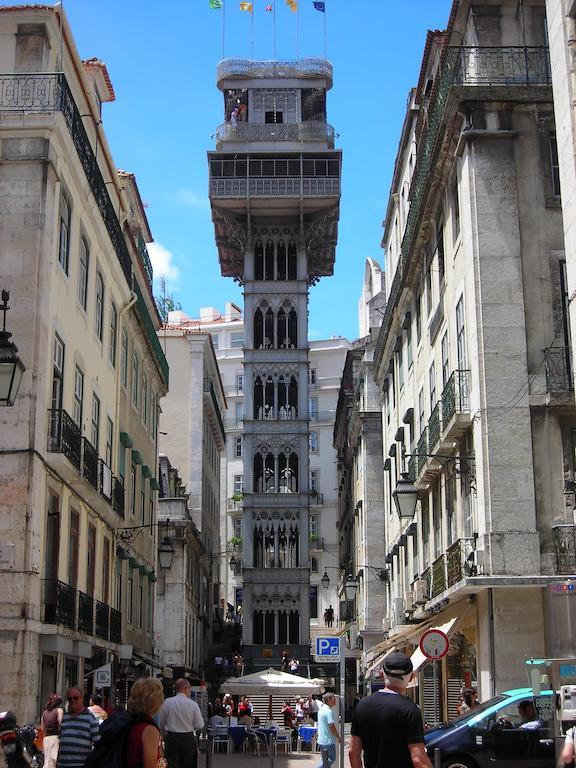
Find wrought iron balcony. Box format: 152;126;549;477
112;476;125;518
110;607;122;644
99;459;113;504
204;377;226;441
441;370;471;427
216;57;333;86
450;46;551;87
81;437;98;489
95;600;110;640
417;429;428;475
428;403;441;450
215;121;334;148
210;176;340;199
431;554;447;598
132;277;169;387
446;537;476;587
47;409;81;471
42;579;76;629
78;590;94;635
553;524;576;575
545;347;573;393
407;454;417;483
137;234;153;287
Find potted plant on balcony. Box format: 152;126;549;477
231;492;243;502
309;488;319;500
309;533;319;544
230;536;242;549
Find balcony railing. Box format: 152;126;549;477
216;57;333;84
110;607;122;644
407;455;417;483
450;46;551;87
81;437;98;489
431;554;447;598
216;121;334;148
417;429;428;475
78;591;94;635
446;537;475;587
210;177;340;199
47;409;81;471
309;492;324;505
95;600;110;640
99;459;113;503
428;403;441;450
137;234;153;287
132;277;169;387
204;377;226;441
42;579;76;629
545;347;573;393
112;477;125;518
441;370;471;426
553;525;576;575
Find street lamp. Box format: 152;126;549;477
392;472;419;520
321;570;330;590
229;555;238;571
344;575;358;601
158;537;175;570
0;290;25;406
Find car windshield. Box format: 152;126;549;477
451;695;509;724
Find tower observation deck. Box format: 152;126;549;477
208;57;341;666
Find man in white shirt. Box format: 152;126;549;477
158;678;205;768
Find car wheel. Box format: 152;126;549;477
441;758;476;768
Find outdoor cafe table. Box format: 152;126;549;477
229;726;248;749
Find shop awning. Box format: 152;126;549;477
365;621;433;678
407;603;474;683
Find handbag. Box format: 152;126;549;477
34;726;44;750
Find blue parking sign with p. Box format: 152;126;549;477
316;636;340;660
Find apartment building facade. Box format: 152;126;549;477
368;0;574;724
0;6;168;719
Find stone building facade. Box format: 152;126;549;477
208;58;341;666
0;6;167;719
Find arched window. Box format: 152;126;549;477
287;240;297;279
264;308;274;348
253;453;264;492
265;240;274;280
254;308;264;349
253;376;263;418
264;376;274;418
288;308;297;348
253;610;264;644
288;376;298;417
265;453;275;492
277;307;286;348
277;239;287;280
254;240;264;280
311;556;319;573
288;610;300;644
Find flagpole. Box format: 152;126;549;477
251;6;254;60
296;4;300;61
222;0;226;59
323;6;327;59
273;3;276;60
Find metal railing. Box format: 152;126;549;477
81;437;98;489
112;477;125;517
43;579;76;629
95;600;110;640
47;409;81;471
132;277;169;387
450;46;551;86
204;377;226;441
545;346;573;392
428;403;441;450
309;492;324;505
417;429;428;475
216;121;334;147
441;370;471;426
553;525;576;575
210;177;340;198
216;57;333;83
78;591;94;635
446;537;475;587
431;554;447;598
407;455;417;483
110;607;122;643
137;234;153;287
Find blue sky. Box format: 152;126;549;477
57;0;449;341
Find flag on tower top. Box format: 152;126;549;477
286;0;298;10
265;3;273;9
209;0;223;7
313;1;325;10
240;1;253;9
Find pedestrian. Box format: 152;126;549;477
289;657;300;673
158;678;204;768
57;687;99;768
295;697;305;722
349;651;432;768
41;693;64;768
309;694;320;723
87;693;108;724
281;650;290;673
561;723;576;766
125;678;165;768
317;693;341;768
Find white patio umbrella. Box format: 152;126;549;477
220;668;323;720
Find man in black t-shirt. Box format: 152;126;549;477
349;651;432;768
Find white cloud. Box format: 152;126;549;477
148;242;179;287
178;188;210;209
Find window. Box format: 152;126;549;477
397;344;404;391
425;266;433;317
115;557;122;611
58;189;71;274
230;332;244;348
141;486;146;525
150;395;157;441
142;371;148;425
309;514;319;537
138;574;144;627
309;431;318;453
418;387;425;434
456;296;467;370
421;497;430;570
121;330;128;387
235;402;244;425
131;465;137;515
429;362;436;411
52;335;65;411
211;334;219;350
106;417;113;467
441;332;449;387
127;574;133;624
550;132;561;197
415;292;422;343
309;469;319;493
384;385;390;425
436;211;445;286
91;392;100;449
95;272;104;342
311;556;319;573
109;303;117;368
87;524;96;597
73;366;84;428
308;397;318;420
452;176;460;241
407;323;413;369
236;374;244;393
309;585;318;620
68;509;80;588
235;435;243;458
233;474;244;494
78;237;89;309
433;484;442;557
308;368;317;386
233;517;243;540
132;353;139;408
102;538;110;604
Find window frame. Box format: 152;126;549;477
109;303;117;368
132;352;139;409
309;430;318;453
78;236;89;310
73;365;84;428
58;188;71;275
91;391;100;449
95;271;104;342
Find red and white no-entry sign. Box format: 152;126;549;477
419;628;450;660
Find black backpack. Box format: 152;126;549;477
84;711;158;768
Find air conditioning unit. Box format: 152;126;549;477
405;590;415;607
393;597;405;627
382;616;391;631
414;578;428;605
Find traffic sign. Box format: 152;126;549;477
314;636;340;662
419;628;450;660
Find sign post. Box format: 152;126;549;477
419;628;449;726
